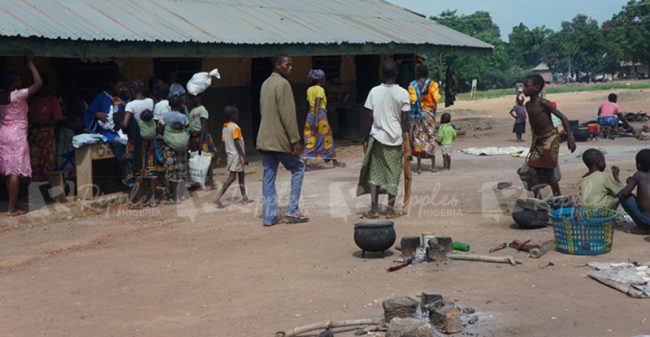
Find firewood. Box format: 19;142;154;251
275;319;383;337
449;254;522;266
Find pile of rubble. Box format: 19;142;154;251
382;293;481;337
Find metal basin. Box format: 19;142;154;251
354;221;396;257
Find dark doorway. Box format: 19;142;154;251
394;54;415;89
251;57;273;145
355;55;380;104
153;58;202;86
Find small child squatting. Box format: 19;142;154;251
214;106;252;208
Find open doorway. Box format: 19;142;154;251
250;57;273;146
355;55;380;104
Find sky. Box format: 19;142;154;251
387;0;630;40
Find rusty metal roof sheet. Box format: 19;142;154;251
0;0;492;49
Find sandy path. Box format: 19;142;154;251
0;89;649;337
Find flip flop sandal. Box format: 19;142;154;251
385;210;406;219
362;211;381;220
240;199;254;205
7;209;26;217
284;213;309;223
129;203;145;210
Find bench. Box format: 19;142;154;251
75;143;115;200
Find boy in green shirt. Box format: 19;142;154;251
579;148;622;210
437;113;456;170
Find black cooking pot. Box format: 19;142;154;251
354;221;396;257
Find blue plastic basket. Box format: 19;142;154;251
549;207;618;255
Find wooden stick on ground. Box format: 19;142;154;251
449;254;522;266
275;318;383;337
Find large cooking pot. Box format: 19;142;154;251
354;221;396;257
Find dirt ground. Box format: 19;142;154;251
1;88;649;337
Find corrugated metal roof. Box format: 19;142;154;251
0;0;492;49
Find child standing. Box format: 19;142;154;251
436;113;456;170
160;95;190;204
214;106;251;208
510;94;526;142
619;149;650;230
523;74;576;198
579;149;622;210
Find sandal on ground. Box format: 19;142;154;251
214;200;226;209
129;203;145;210
165;198;177;205
240;198;254;205
362;211;381;220
284;213;310;223
7;209;26;217
385;209;406;219
334;161;346;168
147;199;159;208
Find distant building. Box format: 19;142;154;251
620;61;649;79
531;62;553;82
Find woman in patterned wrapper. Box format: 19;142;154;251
302;69;345;171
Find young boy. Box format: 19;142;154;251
437;113;456;170
523;74;576;198
579;149;622;210
214;106;252;208
357;60;410;219
619;149;650;230
510;94;526;142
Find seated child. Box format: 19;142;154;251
579;149;622;210
619;149;650;229
214;106;252;208
436;113;456;170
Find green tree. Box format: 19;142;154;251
429;10;522;90
508;24;554;68
604;0;650;71
544;15;608;73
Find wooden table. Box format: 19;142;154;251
74;143;115;200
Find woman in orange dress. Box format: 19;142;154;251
409;65;441;174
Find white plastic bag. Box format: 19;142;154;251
186;69;221;96
188;151;213;188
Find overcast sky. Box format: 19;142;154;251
387;0;630;40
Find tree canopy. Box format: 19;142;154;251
427;2;649;90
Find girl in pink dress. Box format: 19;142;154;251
0;50;43;216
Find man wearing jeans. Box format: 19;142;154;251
257;53;309;226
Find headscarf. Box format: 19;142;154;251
308;69;325;82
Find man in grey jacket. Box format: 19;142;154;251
257;53;309;226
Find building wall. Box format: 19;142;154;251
3;54;374;153
120;58;154;82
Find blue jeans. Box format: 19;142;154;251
619;194;650;229
260;151;305;225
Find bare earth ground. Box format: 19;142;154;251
1;88;649;337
